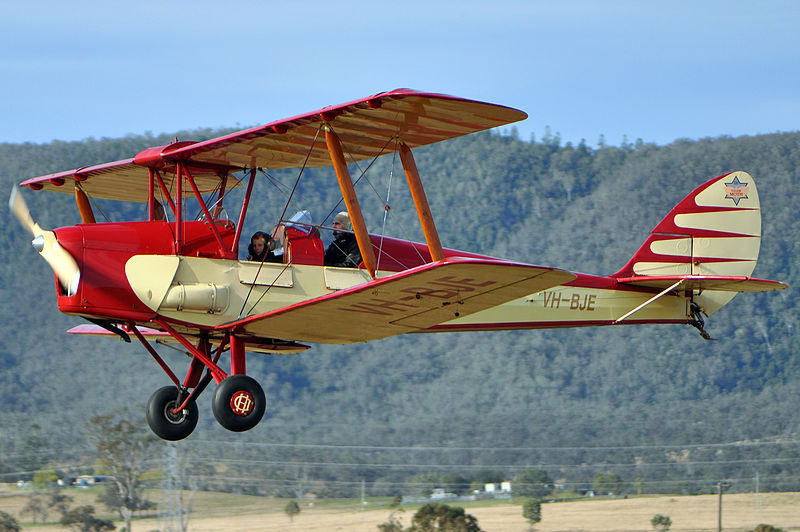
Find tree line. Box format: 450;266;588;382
0;127;799;504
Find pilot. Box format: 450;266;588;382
247;231;280;263
324;211;362;268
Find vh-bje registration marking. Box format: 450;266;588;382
540;291;597;311
339;275;497;316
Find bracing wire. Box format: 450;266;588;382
239;128;322;318
375;137;400;271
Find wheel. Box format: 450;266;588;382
212;375;266;432
146;386;199;441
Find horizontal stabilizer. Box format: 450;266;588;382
617;275;787;292
221;258;576;344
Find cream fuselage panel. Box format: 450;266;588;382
125;256;690;331
125;255;376;327
442;285;688;327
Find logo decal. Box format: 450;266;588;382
231;391;254;416
724;176;749;205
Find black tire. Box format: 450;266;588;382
212;375;266;432
146;386;199;441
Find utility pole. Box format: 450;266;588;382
755;471;760;509
361;479;366;512
158;442;181;532
716;481;731;532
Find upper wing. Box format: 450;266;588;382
163;89;527;170
18;155;241;203
617;275;787;292
221;258;576;344
19;89;526;202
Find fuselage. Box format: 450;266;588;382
52;220;692;344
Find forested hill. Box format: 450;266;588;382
1;128;799;493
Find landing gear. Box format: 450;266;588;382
146;386;199;441
690;301;715;340
135;325;267;438
212;375;266;432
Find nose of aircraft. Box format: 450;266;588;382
9;187;81;296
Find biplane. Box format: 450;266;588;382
10;89;786;440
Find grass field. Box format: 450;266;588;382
1;485;798;531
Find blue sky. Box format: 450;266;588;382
2;1;798;147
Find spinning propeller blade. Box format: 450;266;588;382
8;188;81;296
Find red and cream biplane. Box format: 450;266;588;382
10;89;786;440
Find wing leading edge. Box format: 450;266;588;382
222;258;576;344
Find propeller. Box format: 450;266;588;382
9;187;81;296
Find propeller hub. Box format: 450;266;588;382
32;234;45;252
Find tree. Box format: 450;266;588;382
49;490;74;516
20;491;48;524
594;473;624;496
521;498;542;528
513;470;553;499
60;506;115;532
470;470;504;492
753;526;784;532
408;472;440;497
377;512;404;532
87;411;158;532
284;500;300;522
408;503;482;532
439;472;469;495
650;514;672;531
17;424;51;477
0;510;20;532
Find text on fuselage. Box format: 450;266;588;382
540;291;597;311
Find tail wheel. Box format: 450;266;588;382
146;386;199;441
212;375;266;432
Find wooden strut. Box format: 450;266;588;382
74;185;96;224
399;142;445;262
325;127;377;278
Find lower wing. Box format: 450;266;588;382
221;258;577;343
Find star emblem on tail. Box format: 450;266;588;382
724;176;749;205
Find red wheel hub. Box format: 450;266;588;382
230;391;255;416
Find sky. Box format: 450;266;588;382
1;1;798;148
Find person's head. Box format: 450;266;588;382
250;231;270;257
332;211;350;236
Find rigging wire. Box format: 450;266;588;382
239;127;322;318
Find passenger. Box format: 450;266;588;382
247;231;279;263
324;211;362;268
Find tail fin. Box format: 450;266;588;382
614;171;762;316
